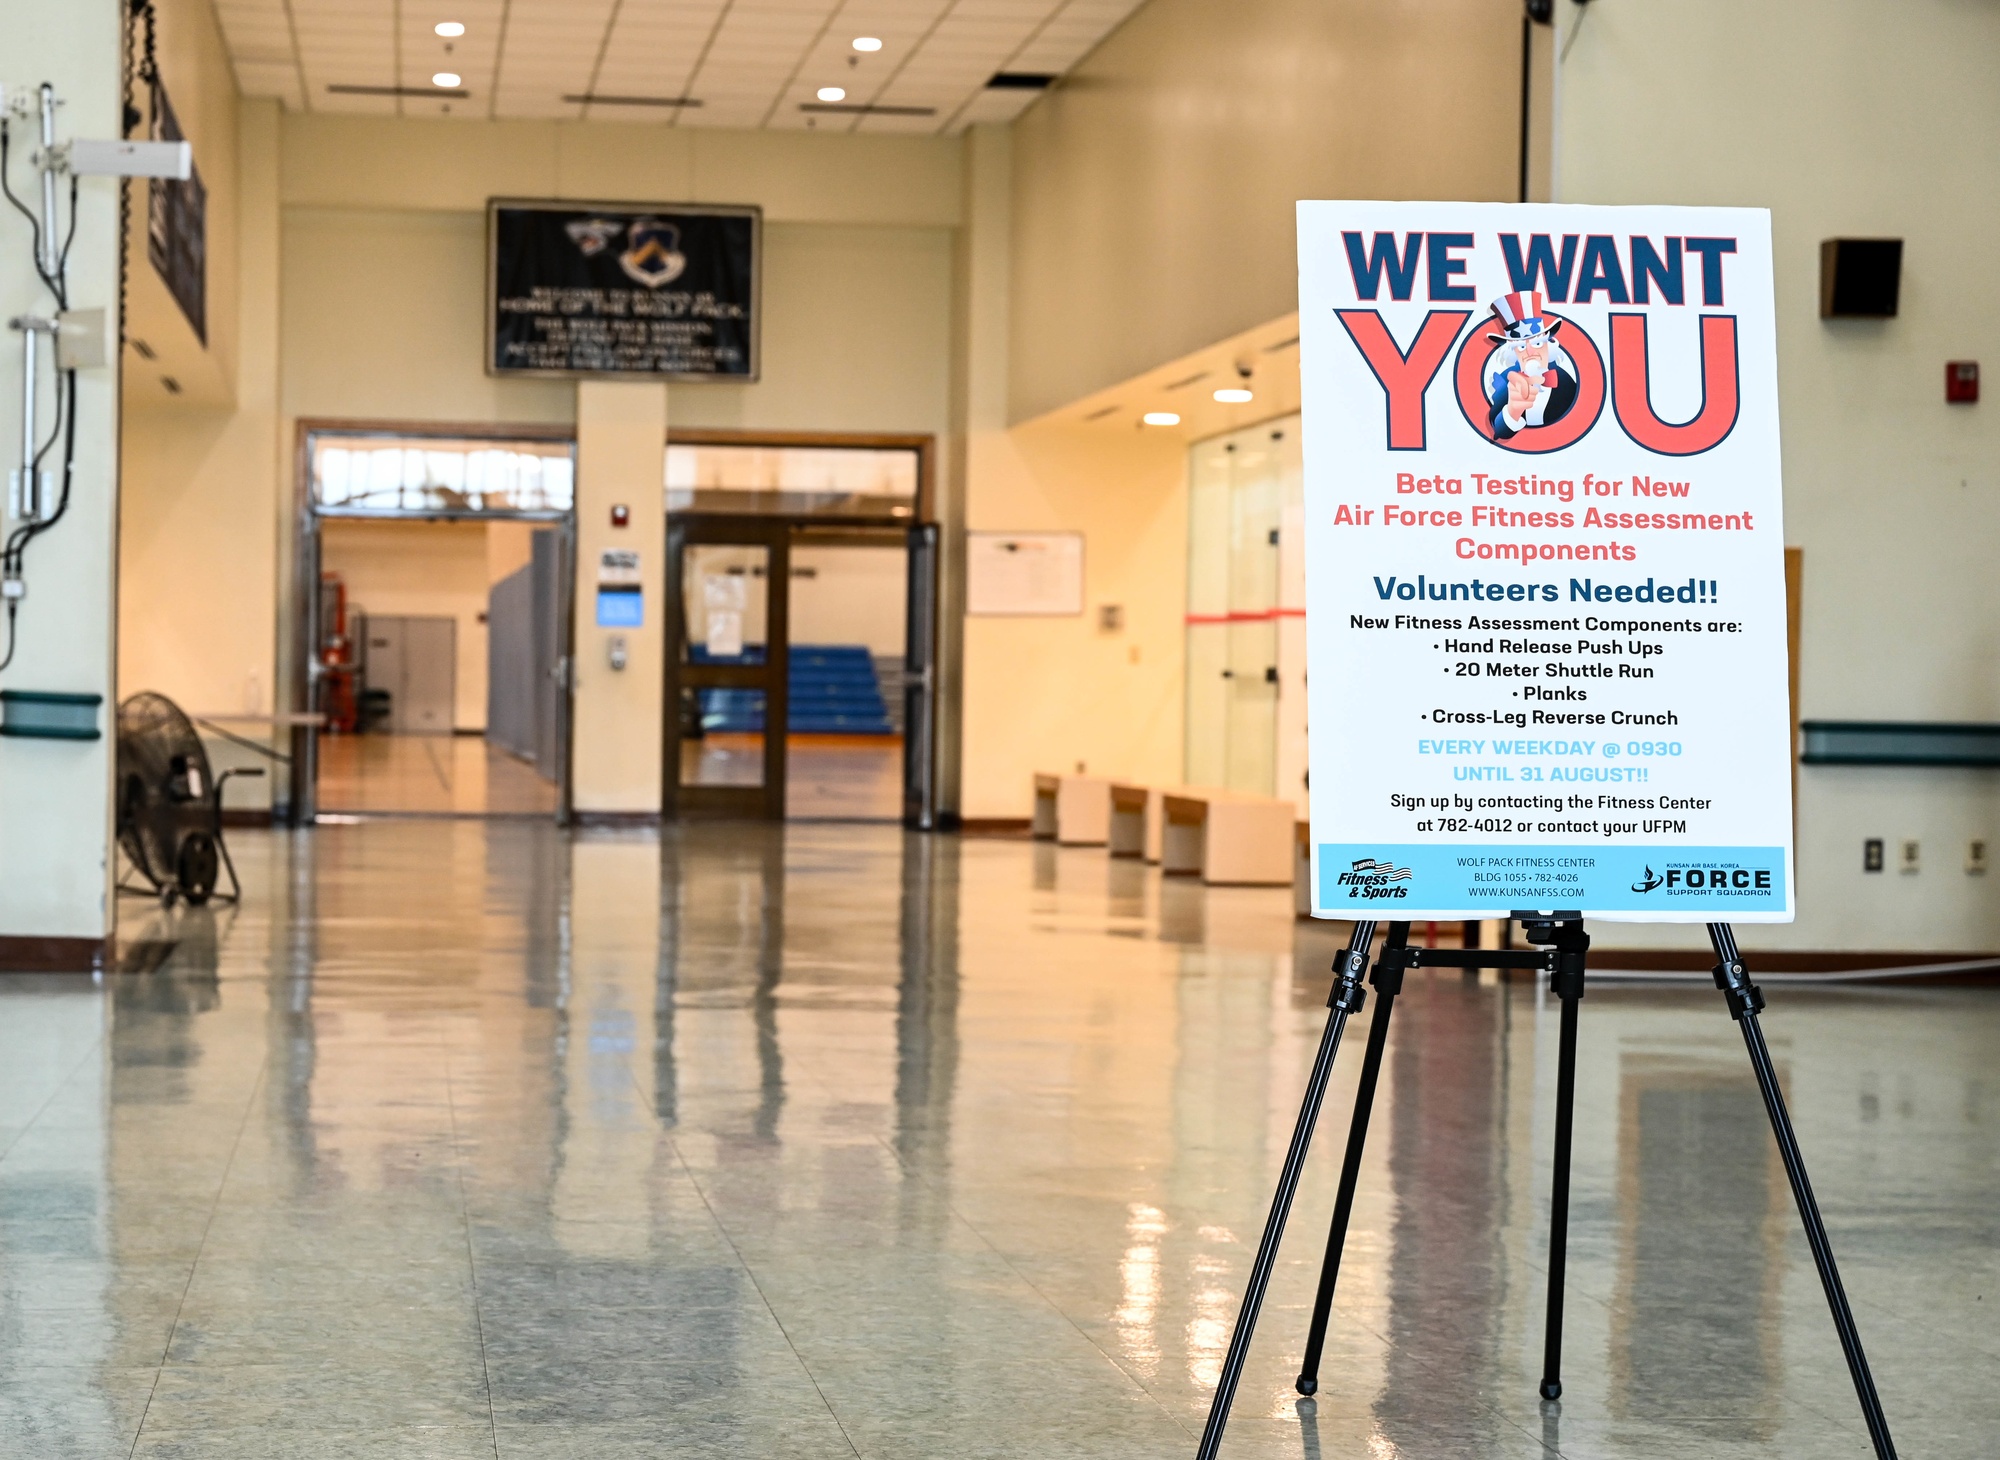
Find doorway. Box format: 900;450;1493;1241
1184;415;1308;810
662;433;938;826
293;424;577;821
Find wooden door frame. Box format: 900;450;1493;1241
664;514;793;820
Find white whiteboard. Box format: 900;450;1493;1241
966;532;1084;616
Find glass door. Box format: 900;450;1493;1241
665;515;789;819
1183;415;1305;799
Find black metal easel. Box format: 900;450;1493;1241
1194;914;1898;1460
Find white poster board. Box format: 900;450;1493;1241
966;532;1084;616
1298;202;1793;921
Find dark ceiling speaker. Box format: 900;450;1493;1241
1820;238;1903;319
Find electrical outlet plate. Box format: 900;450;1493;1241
1899;839;1921;874
1968;839;1989;875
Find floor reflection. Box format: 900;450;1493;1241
0;823;1987;1455
1612;1055;1781;1431
1378;972;1508;1452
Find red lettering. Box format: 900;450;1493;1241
1337;309;1471;451
1609;313;1740;456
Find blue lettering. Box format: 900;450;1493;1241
1427;232;1475;302
1343;231;1422;302
1631;237;1684;305
1684;237;1737;306
1573;235;1630;304
1499;233;1579;302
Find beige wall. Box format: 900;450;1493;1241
280;207;572;428
1557;0;2000;951
962;421;1188;817
123;0;241;410
321;519;505;732
1006;0;1519;422
120;99;280;729
281;115;960;228
790;547;907;659
279;211;953;435
572;382;667;814
118;0;282;816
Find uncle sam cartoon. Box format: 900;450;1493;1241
1483;290;1579;441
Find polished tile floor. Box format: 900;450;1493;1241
4;822;1993;1456
317;734;560;816
677;734;905;820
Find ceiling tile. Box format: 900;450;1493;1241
214;0;1146;128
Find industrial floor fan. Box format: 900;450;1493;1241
116;692;261;907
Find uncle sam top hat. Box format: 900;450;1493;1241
1486;290;1562;342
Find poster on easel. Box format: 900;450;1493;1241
1298;202;1793;921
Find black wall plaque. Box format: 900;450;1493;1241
487;200;760;380
147;86;206;345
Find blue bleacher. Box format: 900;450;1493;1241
690;644;896;736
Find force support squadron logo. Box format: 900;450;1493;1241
619;219;688;288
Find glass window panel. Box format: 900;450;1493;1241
311;434;575;515
680;544;769;662
664;443;918;518
678;687;765;788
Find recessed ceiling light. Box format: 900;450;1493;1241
1142;411;1181;427
434;21;464;37
817;86;847;102
852;36;882;52
1213;388;1253;404
432;72;461;87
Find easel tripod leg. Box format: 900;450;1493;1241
1194;921;1375;1460
1707;923;1898;1460
1295;920;1411;1397
1538;981;1580;1401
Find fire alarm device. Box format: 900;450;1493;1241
610;503;631;527
1946;361;1979;404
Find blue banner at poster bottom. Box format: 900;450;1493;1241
1316;844;1789;918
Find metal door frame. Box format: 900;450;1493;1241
289;418;577;824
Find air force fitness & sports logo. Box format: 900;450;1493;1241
1340;857;1413;900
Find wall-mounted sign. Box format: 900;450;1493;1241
966;532;1084;616
595;549;643;626
487;199;759;381
146;85;206;344
1298;201;1793;921
597;548;641;585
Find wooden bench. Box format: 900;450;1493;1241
1295;820;1312;916
1032;774;1059;838
1108;783;1151;857
1032;773;1112;845
1159;789;1297;885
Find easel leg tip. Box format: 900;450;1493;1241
1294;1376;1317;1397
1539;1380;1562;1401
